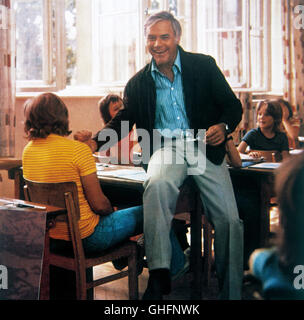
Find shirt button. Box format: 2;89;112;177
171;87;174;91
177;117;180;120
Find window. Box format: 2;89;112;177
15;0;283;94
77;0;193;91
91;0;141;88
15;0;65;92
197;0;283;92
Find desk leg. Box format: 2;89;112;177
190;193;202;300
259;180;272;247
14;168;25;200
39;233;50;300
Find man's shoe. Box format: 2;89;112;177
171;249;190;281
142;278;163;300
112;235;146;275
112;257;128;271
142;269;171;300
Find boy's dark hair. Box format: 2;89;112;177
98;94;123;124
24;92;71;139
256;99;283;132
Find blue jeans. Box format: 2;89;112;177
82;206;143;253
52;205;184;276
83;205;184;276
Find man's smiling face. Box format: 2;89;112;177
146;20;180;71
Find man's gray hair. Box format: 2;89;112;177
144;11;182;39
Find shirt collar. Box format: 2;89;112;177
151;49;181;75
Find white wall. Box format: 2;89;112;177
0;95;104;198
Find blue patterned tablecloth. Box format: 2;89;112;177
0;207;46;300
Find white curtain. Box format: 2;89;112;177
0;0;15;157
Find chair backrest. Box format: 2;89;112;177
23;179;80;220
23;179;85;260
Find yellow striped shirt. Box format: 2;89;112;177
22;134;100;240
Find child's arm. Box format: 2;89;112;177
237;140;263;159
237;140;248;154
225;136;242;167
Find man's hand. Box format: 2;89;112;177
74;130;97;152
74;130;92;142
205;123;226;146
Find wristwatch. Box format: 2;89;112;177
222;123;231;135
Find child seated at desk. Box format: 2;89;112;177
75;94;141;165
97;94;141;165
237;99;289;162
235;99;290;269
249;152;304;300
22;92;143;256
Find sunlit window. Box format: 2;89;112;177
15;0;283;94
15;0;65;92
91;0;141;88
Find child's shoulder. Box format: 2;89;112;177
243;127;259;138
248;128;259;134
275;130;288;138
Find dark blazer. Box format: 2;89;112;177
94;46;243;165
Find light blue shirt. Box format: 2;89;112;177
151;50;190;138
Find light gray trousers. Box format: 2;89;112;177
143;140;244;299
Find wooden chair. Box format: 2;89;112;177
23;179;139;300
174;177;214;299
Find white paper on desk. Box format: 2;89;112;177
248;162;281;169
240;153;264;162
290;149;304;155
97;169;148;182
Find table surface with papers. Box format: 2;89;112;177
96;164;146;207
96;162;276;246
96;163;147;192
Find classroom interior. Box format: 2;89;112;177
1;0;304;301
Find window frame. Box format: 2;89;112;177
90;0;144;91
15;0;281;95
16;0;66;93
196;0;271;91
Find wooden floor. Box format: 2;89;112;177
93;208;279;300
93;262;263;300
93;229;219;300
93;262;219;300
